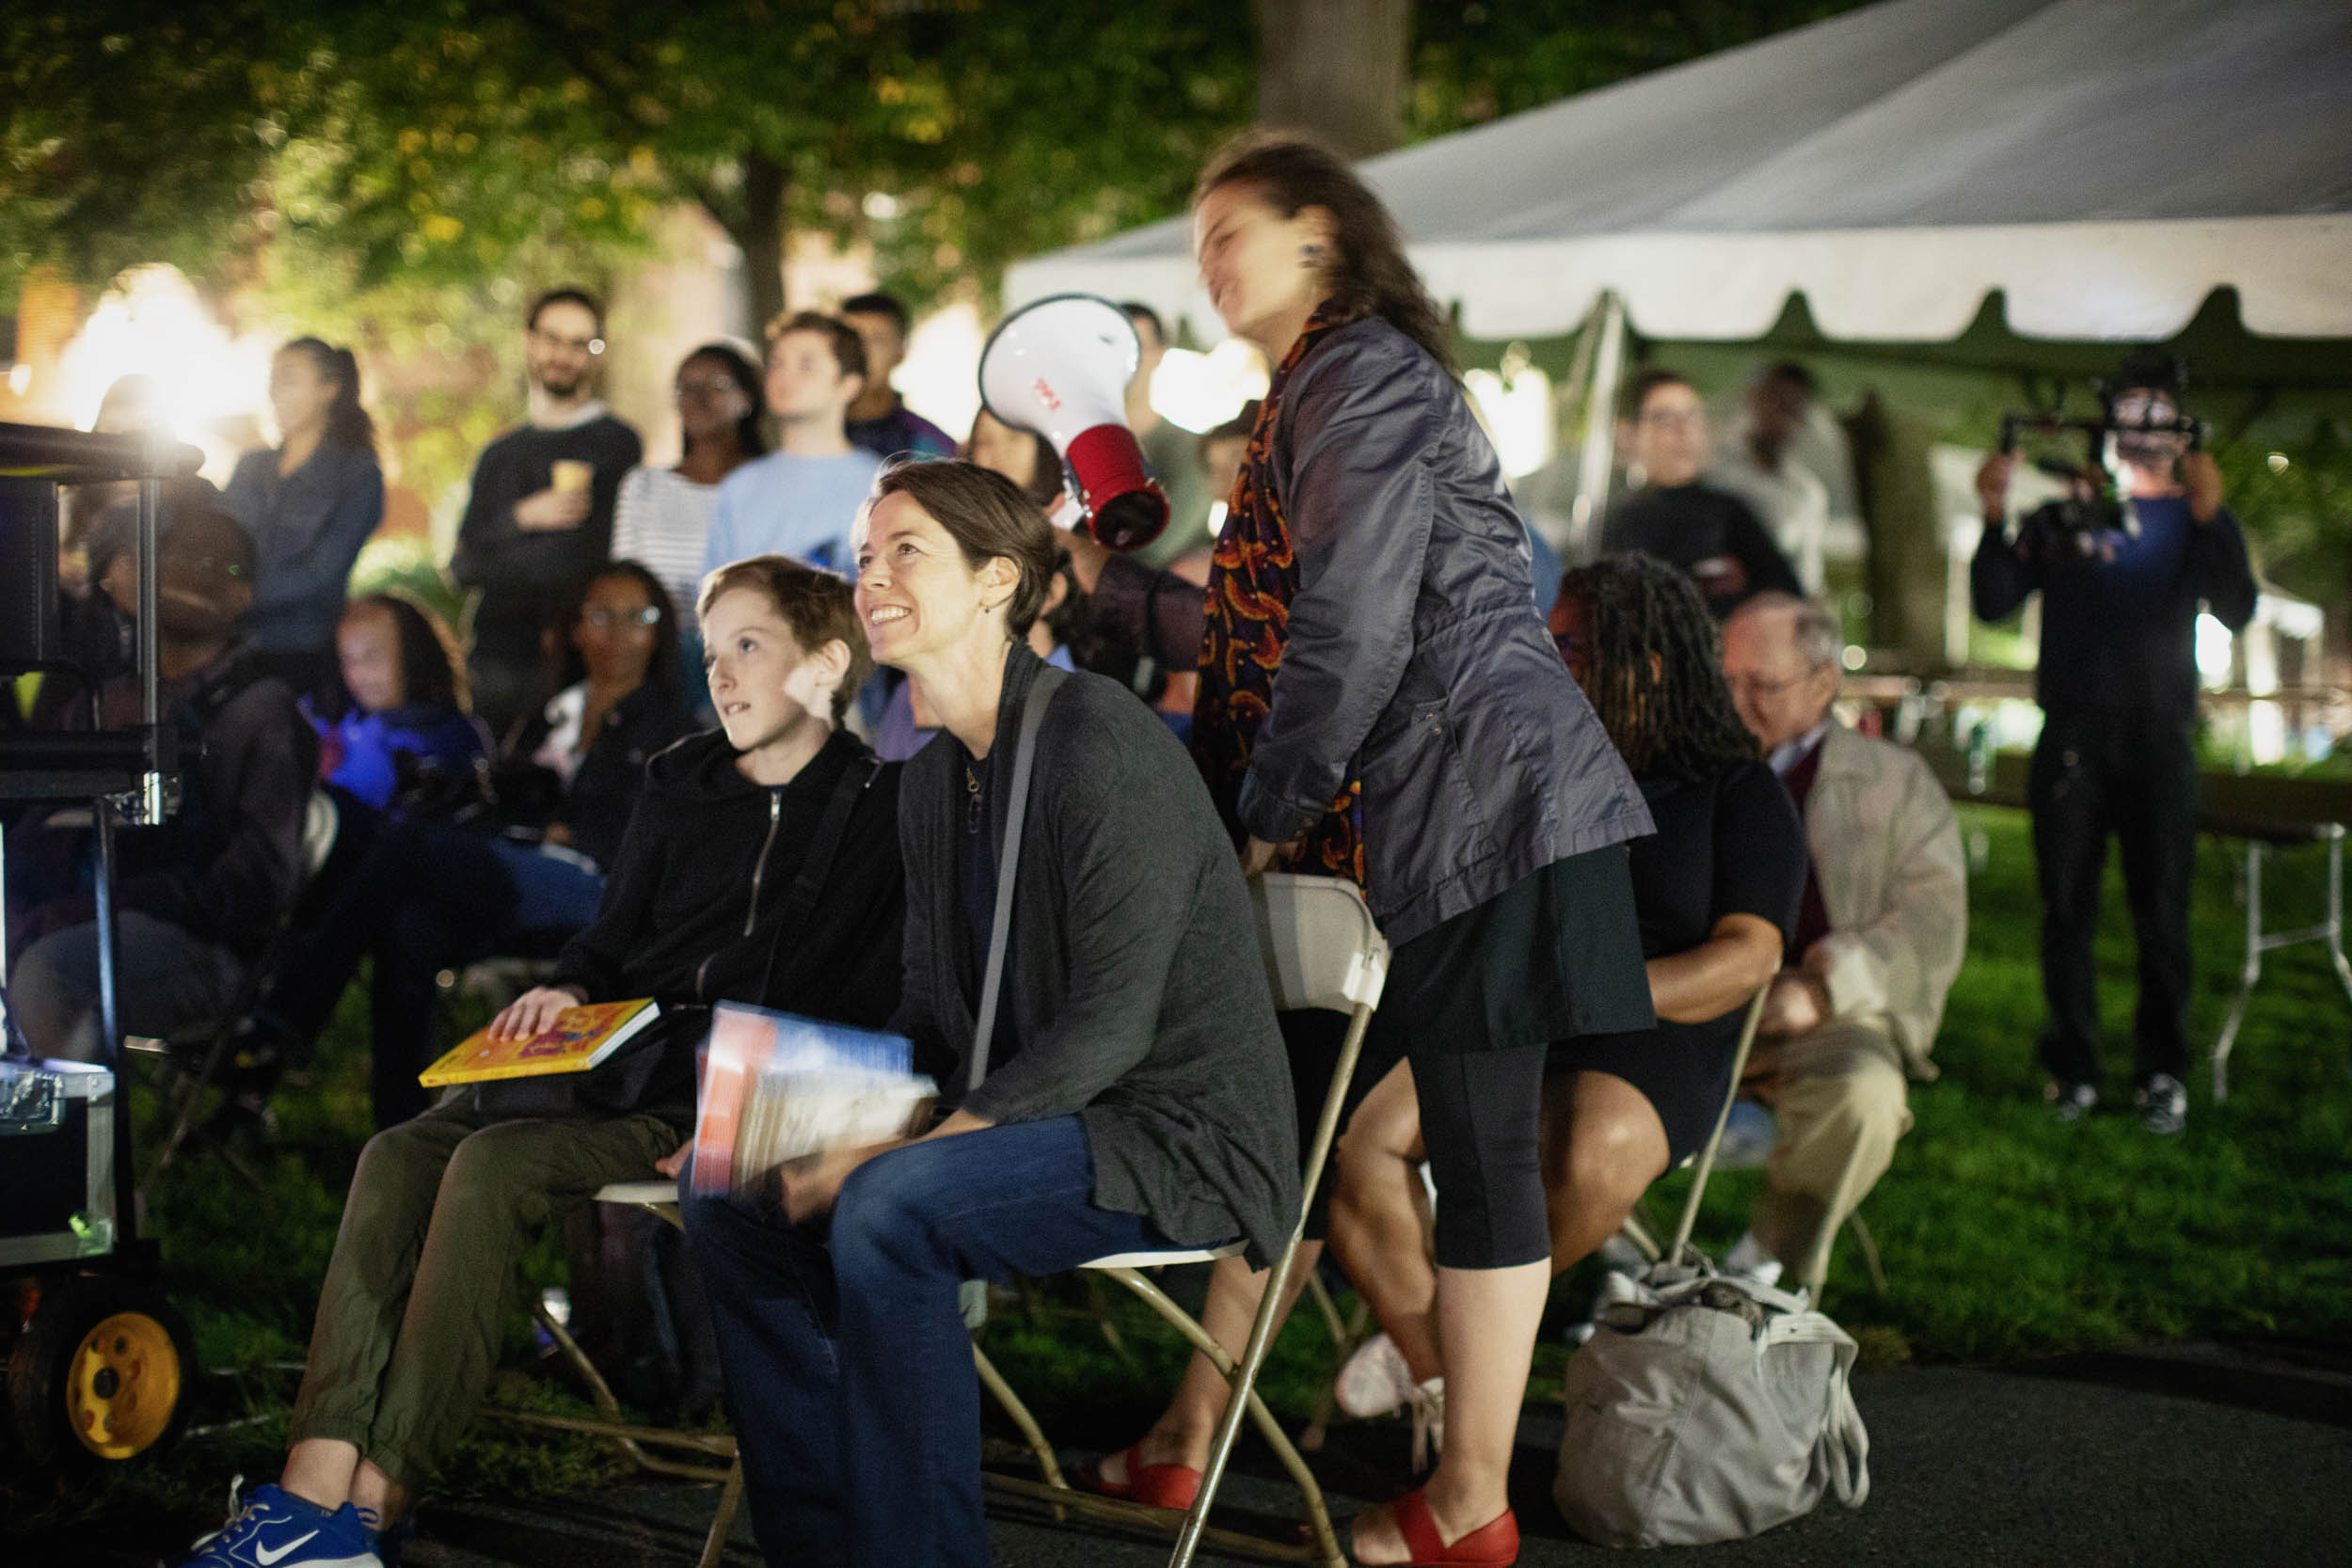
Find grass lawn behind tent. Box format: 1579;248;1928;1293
7;802;2350;1546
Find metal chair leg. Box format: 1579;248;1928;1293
1103;1266;1343;1568
1170;997;1373;1568
972;1339;1069;1493
698;1457;743;1568
1297;1276;1366;1453
1085;1270;1131;1359
2327;830;2352;1010
1847;1210;1888;1297
2213;840;2265;1102
972;1338;1069;1528
1616;1208;1662;1263
513;1300;734;1482
975;1283;1331;1562
1300;1268;1349;1352
138;1019;241;1203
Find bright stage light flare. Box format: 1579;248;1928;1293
1149;341;1268;436
2194;611;2236;687
58;265;271;478
1462;358;1553;480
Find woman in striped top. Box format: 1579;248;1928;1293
612;341;767;708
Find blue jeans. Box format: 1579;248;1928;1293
682;1116;1173;1567
487;838;606;931
259;820;606;1127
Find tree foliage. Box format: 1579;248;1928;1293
0;5;285;293
1;0;1897;517
1408;0;1866;134
7;3;1883;330
3;1;1258;335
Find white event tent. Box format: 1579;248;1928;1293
1007;0;2352;552
1007;0;2352;346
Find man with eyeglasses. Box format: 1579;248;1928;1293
1715;592;1966;1293
1973;352;2256;1134
451;286;644;739
1597;367;1800;618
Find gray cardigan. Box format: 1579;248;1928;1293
891;645;1301;1265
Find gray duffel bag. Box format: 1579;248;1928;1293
1554;1263;1870;1547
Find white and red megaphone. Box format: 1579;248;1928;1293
978;294;1169;552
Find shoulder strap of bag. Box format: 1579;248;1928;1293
755;748;884;997
967;664;1068;1095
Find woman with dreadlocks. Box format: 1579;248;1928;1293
1549;553;1805;1245
1317;552;1807;1462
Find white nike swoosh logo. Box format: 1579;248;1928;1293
256;1531;320;1565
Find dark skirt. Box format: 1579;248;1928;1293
1547;1018;1739;1167
1286;843;1654;1241
1371;841;1654;1056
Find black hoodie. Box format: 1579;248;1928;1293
548;726;905;1033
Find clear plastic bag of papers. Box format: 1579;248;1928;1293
689;1003;935;1196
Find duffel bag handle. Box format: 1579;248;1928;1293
1820;1359;1871;1508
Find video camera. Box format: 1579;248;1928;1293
1997;353;2203;552
2;423;202;814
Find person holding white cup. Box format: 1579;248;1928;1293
450;286;644;741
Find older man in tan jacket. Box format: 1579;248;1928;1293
1720;593;1968;1292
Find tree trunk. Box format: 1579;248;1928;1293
1252;0;1410;158
732;151;788;341
1846;390;1950;673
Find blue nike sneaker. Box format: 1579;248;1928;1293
172;1478;382;1567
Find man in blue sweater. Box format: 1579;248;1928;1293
1972;354;2256;1134
701;312;883;579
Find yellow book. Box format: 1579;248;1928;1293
418;999;660;1086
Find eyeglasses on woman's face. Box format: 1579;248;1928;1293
580;604;662;630
676;372;741;403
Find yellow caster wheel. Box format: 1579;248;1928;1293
8;1275;196;1471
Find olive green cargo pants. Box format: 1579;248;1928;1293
286;1095;683;1487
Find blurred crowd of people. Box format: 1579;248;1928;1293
2;279;1260;1122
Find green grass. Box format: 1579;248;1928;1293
8;805;2352;1541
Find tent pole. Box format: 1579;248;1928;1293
1567;292;1626;562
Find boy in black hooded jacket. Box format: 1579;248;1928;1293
168;557;902;1568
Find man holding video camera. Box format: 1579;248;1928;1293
1972;353;2255;1134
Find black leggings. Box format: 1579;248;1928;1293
1288;1011;1550;1272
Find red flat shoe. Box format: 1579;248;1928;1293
1075;1445;1202;1511
1365;1487;1519;1568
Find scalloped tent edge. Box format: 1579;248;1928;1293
1006;0;2352;346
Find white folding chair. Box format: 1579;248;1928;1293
977;872;1390;1568
495;1179;745;1568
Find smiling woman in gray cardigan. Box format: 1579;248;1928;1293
681;459;1297;1568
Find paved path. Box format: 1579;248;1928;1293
390;1340;2352;1568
